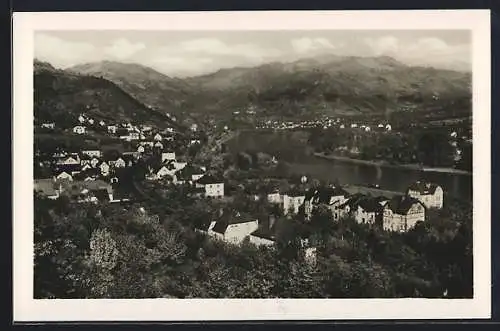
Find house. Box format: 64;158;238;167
383;196;425;232
113;157;126;168
161;151;176;162
303;186;349;220
56;155;80;166
99;120;106;126
73;126;86;134
129;132;141;140
153;165;174;181
107;125;117;134
78;115;86;123
99;162;110;176
406;181;443;209
81;150;101;158
195;174;224;197
154;133;162;141
56;171;73;181
174;165;205;185
283;189;306;215
385;124;392;131
90;157;100;168
154;141;164;149
207;211;258;245
88;119;95;125
173;160;187;171
267;190;283;204
189;139;201;146
41;122;55;129
137;145;145;153
353;197;385;226
59;180;114;203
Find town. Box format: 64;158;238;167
35;112;448;252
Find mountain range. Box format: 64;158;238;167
35;54;472;126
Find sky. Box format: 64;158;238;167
34;30;471;77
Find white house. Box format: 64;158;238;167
173;161;187;171
56;155;80;166
73;126;86;134
78;115;86;123
56;171;73;181
99;162;110;176
283;191;306;215
107;125;117;134
406;181;444;209
161;152;176;162
353;197;385;225
88;119;95;125
154;141;164;149
267;191;283;204
113;157;126;168
383;196;425;232
137;145;145;153
385;124;392;131
41;122;55;129
99;120;106;126
154;133;163;141
196;175;224;197
90;157;100;168
207;212;258;245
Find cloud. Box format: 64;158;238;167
364;36;399;56
364;35;470;70
34;33;97;68
159;38;282;62
104;38;146;60
291;37;336;54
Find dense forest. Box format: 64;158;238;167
35;185;472;299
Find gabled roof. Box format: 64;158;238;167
307;186;348;204
176;164;205;181
212;211;256;234
285;187;305;197
407;181;441;195
385;196;423;215
196;174;223;185
357;197;385;213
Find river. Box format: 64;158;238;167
225;129;473;202
286;155;472;202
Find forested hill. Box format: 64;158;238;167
41;54;472;122
185;55;472;119
69;60;202;120
34;59;182;129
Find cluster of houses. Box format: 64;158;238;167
256;117;392;132
198;180;444;251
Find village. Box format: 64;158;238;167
34;111;448;258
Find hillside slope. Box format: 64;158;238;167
186;55;472;118
69;61;200;118
34;60;180;128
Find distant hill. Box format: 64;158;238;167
34;59;180;128
69;61;201;119
186;55;472;119
41;55;472;123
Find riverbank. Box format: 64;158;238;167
313;153;472;176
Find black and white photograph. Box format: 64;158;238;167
13;10;491;321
